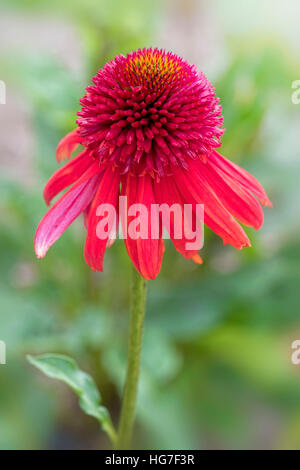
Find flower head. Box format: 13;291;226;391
77;48;224;177
35;48;272;280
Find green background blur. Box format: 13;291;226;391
0;0;300;450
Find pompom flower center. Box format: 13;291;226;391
77;48;224;178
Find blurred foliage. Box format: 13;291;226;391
0;0;300;450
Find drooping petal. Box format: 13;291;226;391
174;166;251;250
56;128;81;162
211;151;272;207
121;174;164;280
84;168;120;271
44;150;93;205
35;164;101;258
190;159;264;230
154;176;203;260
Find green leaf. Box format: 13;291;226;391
27;354;116;445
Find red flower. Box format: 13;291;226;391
35;48;272;280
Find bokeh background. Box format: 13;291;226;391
0;0;300;450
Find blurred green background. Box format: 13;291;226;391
0;0;300;450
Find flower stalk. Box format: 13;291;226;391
116;266;147;449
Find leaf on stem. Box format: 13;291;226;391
27;353;117;445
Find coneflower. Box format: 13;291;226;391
34;47;272;450
35;48;271;280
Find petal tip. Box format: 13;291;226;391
91;265;103;272
242;240;252;249
263;199;273;208
192;253;203;265
35;243;47;259
56;128;80;162
43;192;51;206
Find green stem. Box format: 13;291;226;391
116;266;147;449
101;411;118;447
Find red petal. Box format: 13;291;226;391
44;150;93;205
121;174;164;280
56;128;81;162
83;202;91;230
106;197;119;248
174;166;251;250
211;151;272;207
35;163;101;258
191;159;264;230
154;176;202;259
84;168;120;271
